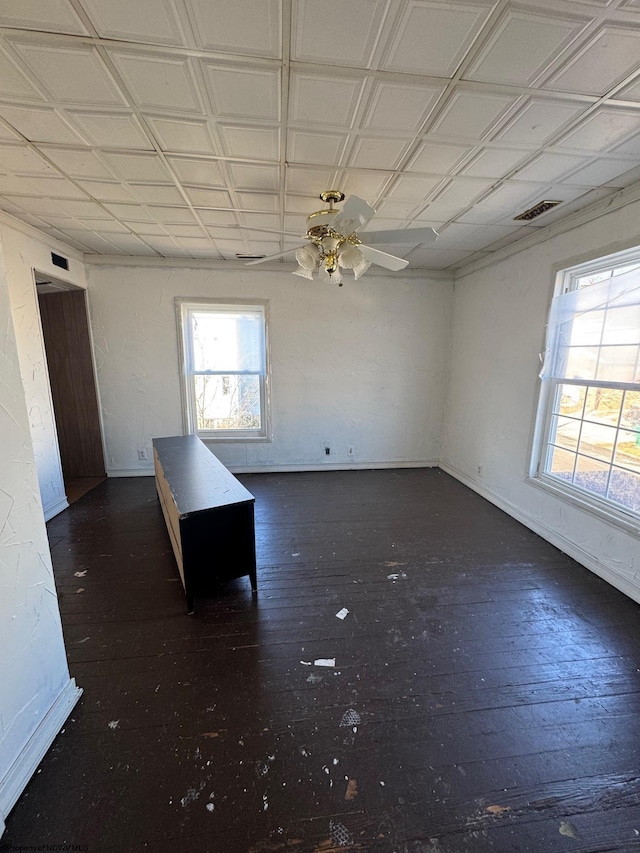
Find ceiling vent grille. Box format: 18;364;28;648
514;200;562;221
236;253;266;260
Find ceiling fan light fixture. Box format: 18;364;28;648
295;244;319;270
352;258;371;280
318;264;343;286
292;266;314;279
337;242;363;270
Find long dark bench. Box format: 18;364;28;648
152;434;257;613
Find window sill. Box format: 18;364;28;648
526;474;640;537
199;434;273;444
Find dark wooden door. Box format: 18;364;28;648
38;289;105;479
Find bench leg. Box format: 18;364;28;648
250;567;257;594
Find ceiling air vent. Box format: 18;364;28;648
236;253;266;260
514;200;562;222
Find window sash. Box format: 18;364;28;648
178;300;269;439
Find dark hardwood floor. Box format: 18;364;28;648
4;468;640;852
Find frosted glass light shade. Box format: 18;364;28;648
295;244;319;270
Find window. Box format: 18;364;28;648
178;300;269;440
533;250;640;523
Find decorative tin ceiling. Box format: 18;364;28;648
1;0;640;269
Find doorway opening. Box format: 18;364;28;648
35;272;105;505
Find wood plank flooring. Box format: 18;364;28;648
4;468;640;852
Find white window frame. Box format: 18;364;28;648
530;246;640;532
176;298;271;442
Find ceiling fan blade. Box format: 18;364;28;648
333;195;376;233
361;226;438;246
244;246;305;265
359;244;409;271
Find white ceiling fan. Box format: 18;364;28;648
245;191;438;286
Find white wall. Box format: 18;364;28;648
1;218;88;519
443;198;640;602
86;263;454;474
0;235;81;836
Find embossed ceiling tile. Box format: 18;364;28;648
204;64;280;120
285;167;338;194
383;1;493;76
431;91;519;140
11;43;125;105
122;221;169;236
289;72;366;128
616;78;640;102
405;248;475;268
292;0;387;67
129;183;186;205
348;136;412;170
466;8;588;86
460;147;529;178
338;170;394;200
65;110;153;149
145;115;216;154
209;237;245;255
183;186;232;206
111;52;202;113
103;152;172;182
152;205;201;223
387;175;443;202
166;156;224;186
162;224;204;238
236;192;279;212
0;143;58;174
175;237;216;254
407;142;475;174
2;195;67;216
611;129;640;156
561;157;640;186
76;179;139;202
187;0;280;56
430;175;494;208
0;123;19;142
15;176;85;199
49;198;111;218
0;0;89;34
240;239;281;254
0;48;45;101
39;147;116;180
198;209;239;226
104;203;155;220
545;25;640;95
101;233;159;254
287;129;349;166
512;152;591;182
142;236;186;255
363;81;443;132
556;108;640;152
0;105;84;144
494;98;584;144
240;212;281;230
83;218;129;233
218;124;280;161
81;0;186;46
481;179;550;211
227;163;280;191
375;199;422;219
57;229;120;252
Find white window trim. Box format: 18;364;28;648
530;248;640;533
176;297;272;442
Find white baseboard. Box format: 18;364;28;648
43;496;69;521
227;460;439;474
0;679;82;829
107;460;439;477
440;462;640;606
106;468;154;477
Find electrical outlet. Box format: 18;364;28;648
324;446;331;456
138;448;148;461
477;464;483;476
347;445;354;457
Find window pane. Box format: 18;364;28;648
595;345;639;382
550;415;580;451
574;456;609;496
194;374;261;431
584;387;622;427
601;305;640;345
564;346;598;380
555;384;586;417
613;429;640;474
547;446;575;481
577;421;616;463
575;271;612;289
190;310;264;372
608;467;640;513
621;390;640;431
569;309;604;346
